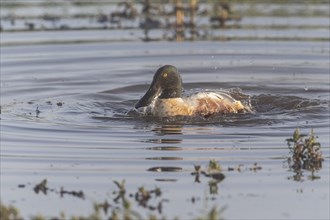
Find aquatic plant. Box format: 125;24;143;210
191;160;225;182
287;128;323;170
33;179;48;195
196;206;225;220
6;163;228;220
1;177;224;220
191;160;226;195
91;180;168;220
286;128;323;181
0;200;225;220
207;159;222;172
0;202;22;220
32;179;85;200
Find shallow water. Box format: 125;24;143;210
1;39;329;219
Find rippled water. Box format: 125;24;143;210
1;40;329;219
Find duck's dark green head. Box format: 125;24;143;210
135;65;183;109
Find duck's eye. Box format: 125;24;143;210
163;72;168;78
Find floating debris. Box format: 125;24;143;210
191;165;202;182
113;179;127;205
205;172;226;181
191;160;225;179
33;179;48;195
134;186;166;213
60;187;85;199
191;160;226;195
35;105;41;117
95;200;111;215
227;164;244;172
111;179;169;217
227;163;262;173
32;179;85;200
147;166;182;172
249;163;262;172
11;178;228;219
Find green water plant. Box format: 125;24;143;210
286;128;323;181
207;159;222;173
196;206;225;220
191;160;225;182
286;128;323;170
4;163;228;220
0;202;22;220
0;200;225;220
191;160;225;195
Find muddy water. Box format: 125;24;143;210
1;40;329;219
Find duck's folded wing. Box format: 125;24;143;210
187;92;251;115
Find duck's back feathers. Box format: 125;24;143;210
186;92;247;116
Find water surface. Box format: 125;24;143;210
1;40;329;219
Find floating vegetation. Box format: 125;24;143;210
0;202;22;220
33;179;48;195
33;179;85;200
227;163;262;172
207;159;222;172
249;163;262;172
111;179;168;217
196;206;226;220
287;128;323;170
60;187;85;199
191;160;225;195
191;160;264;194
0;200;225;220
286;128;324;181
35;105;41;118
7;177;227;220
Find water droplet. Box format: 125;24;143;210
214;66;218;70
304;85;309;91
211;56;214;59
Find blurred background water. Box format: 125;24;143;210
1;1;329;219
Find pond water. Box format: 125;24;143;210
1;39;329;219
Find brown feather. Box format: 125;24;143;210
152;92;249;117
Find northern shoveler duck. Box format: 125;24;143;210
135;65;251;117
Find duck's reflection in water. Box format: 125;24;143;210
152;125;183;135
145;139;182;144
145;125;183;182
146;146;183;151
144;124;183;144
143;125;226;190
